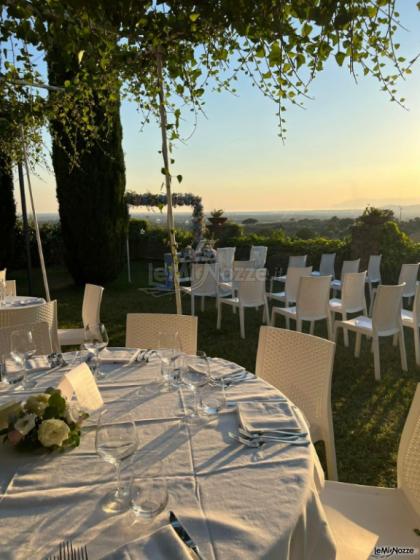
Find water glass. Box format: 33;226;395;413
181;351;209;419
130;453;168;519
83;323;109;379
95;409;138;513
199;380;226;415
10;328;37;389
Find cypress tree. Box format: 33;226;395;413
48;49;128;285
0;150;16;269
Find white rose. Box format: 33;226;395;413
38;419;70;447
65;402;82;424
24;394;50;415
15;413;37;436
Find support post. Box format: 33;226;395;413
17;162;33;295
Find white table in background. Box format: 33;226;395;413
0;353;336;560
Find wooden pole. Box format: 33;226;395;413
17;162;33;295
155;51;182;314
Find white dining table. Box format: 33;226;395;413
0;295;46;311
0;352;336;560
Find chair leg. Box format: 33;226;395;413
324;436;338;481
309;321;315;335
216;301;222;329
191;295;195;316
296;319;302;332
392;333;398;347
399;328;408;372
342;312;349;347
263;300;269;325
239;306;245;339
271;309;276;326
285;316;290;330
201;296;205;312
355;332;361;358
414;327;420;367
372;337;381;381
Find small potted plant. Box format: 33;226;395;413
208;209;227;227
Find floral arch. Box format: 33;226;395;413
125;191;204;242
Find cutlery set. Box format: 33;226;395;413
46;541;88;560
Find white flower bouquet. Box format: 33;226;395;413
0;388;89;451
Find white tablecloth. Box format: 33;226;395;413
0;355;336;560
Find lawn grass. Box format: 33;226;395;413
9;261;420;487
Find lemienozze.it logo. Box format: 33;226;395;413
372;546;419;558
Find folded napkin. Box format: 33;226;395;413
99;348;139;364
101;525;193;560
209;358;245;379
237;400;301;433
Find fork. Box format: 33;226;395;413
46;541;88;560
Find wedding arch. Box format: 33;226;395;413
125;191;204;242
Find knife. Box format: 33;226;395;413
169;511;203;559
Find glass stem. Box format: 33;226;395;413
193;387;199;415
115;461;122;497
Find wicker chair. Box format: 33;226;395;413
0;300;60;352
5;280;16;297
255;326;338;480
321;384;420;559
126;313;198;355
0;321;52;356
58;284;104;346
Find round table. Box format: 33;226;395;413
0;352;336;559
0;295;45;311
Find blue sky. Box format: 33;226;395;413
27;1;420;214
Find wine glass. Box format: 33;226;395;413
83;323;109;379
0;279;6;307
95;409;138;513
10;328;37;389
181;351;209;420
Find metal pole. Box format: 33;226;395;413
126;234;132;283
17;162;33;295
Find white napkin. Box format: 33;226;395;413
209;358;245;379
99;348;139;364
237;401;299;433
57;363;103;411
101;525;193;560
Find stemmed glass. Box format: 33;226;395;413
0;279;6;307
95;409;138;513
83;323;109;378
10;328;37;389
181;351;209;420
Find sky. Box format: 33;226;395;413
22;2;420;214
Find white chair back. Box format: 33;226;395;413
237;269;267;307
341;271;367;311
412;284;420;325
397;383;420;517
288;255;307;268
284;266;313;303
0;269;6;282
398;264;419;298
81;284;104;329
0;321;52;356
319;253;336;276
216;247;236;281
341;259;360;276
372;284;404;335
125;313;198;355
367;254;382;283
0;300;60;352
250;246;268;268
5;280;16;297
232;260;256;289
190;263;219;296
296;275;332;320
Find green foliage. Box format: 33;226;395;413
378;221;420;283
128;221;193;261
0;151;16;268
12;220;63;269
43;391;66;420
359;206;395;225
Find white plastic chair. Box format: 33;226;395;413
217;268;269;339
249;246;268;268
218;260;256;294
58;284;104;347
401;283;420;366
271;275;333;339
181;263;228;315
216;247;236;282
334;284;407;381
399;263;419;302
321;383;420;559
256;326;338;480
331;259;360;294
312;253;336;278
267;266;313;307
0;300;60;352
0;321;52;356
126;313;198;355
330;272;367;347
5;280;16;297
270;254;308;288
365;254;382;301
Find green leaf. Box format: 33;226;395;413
177;175;183;183
64;80;71;88
335;51;346;66
302;23;312;37
189;13;199;22
77;50;84;64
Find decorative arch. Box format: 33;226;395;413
125;191;204;242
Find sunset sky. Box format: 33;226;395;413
22;2;420;214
